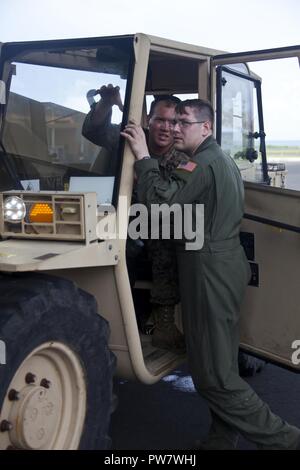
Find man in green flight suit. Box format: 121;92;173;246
121;99;300;450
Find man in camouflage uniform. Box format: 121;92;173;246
145;140;188;353
82;86;188;352
121;99;300;450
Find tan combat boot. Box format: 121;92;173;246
151;305;186;353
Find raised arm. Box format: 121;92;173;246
82;84;123;148
121;122;212;207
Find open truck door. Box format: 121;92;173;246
211;45;300;371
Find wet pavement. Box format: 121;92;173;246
111;361;300;450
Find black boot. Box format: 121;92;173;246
151;305;185;353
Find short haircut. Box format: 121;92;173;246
149;95;181;118
176;99;214;127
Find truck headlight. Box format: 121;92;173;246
4;196;26;223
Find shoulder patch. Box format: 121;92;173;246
176;161;197;172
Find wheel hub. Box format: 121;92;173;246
9;384;60;449
0;342;86;450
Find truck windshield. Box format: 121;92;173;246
0;39;132;203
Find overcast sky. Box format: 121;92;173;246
1;0;300;140
1;0;299;50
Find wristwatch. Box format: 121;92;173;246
142;156;151;160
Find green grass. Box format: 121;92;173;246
266;145;300;159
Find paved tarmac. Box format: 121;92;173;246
111;361;300;450
283;161;300;191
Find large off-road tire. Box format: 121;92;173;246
0;272;115;450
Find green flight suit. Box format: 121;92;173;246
135;135;300;449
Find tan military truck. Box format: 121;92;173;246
0;34;299;449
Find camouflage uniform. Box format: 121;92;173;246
147;148;189;306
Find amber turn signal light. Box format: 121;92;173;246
29;203;53;223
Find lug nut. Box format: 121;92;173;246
0;420;13;432
40;378;51;389
25;372;36;384
8;389;19;401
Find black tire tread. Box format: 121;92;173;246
0;272;115;450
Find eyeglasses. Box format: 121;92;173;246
153;118;207;129
175;120;207;129
152;117;177;128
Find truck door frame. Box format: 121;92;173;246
215;65;269;183
212;44;300;185
211;45;300;371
